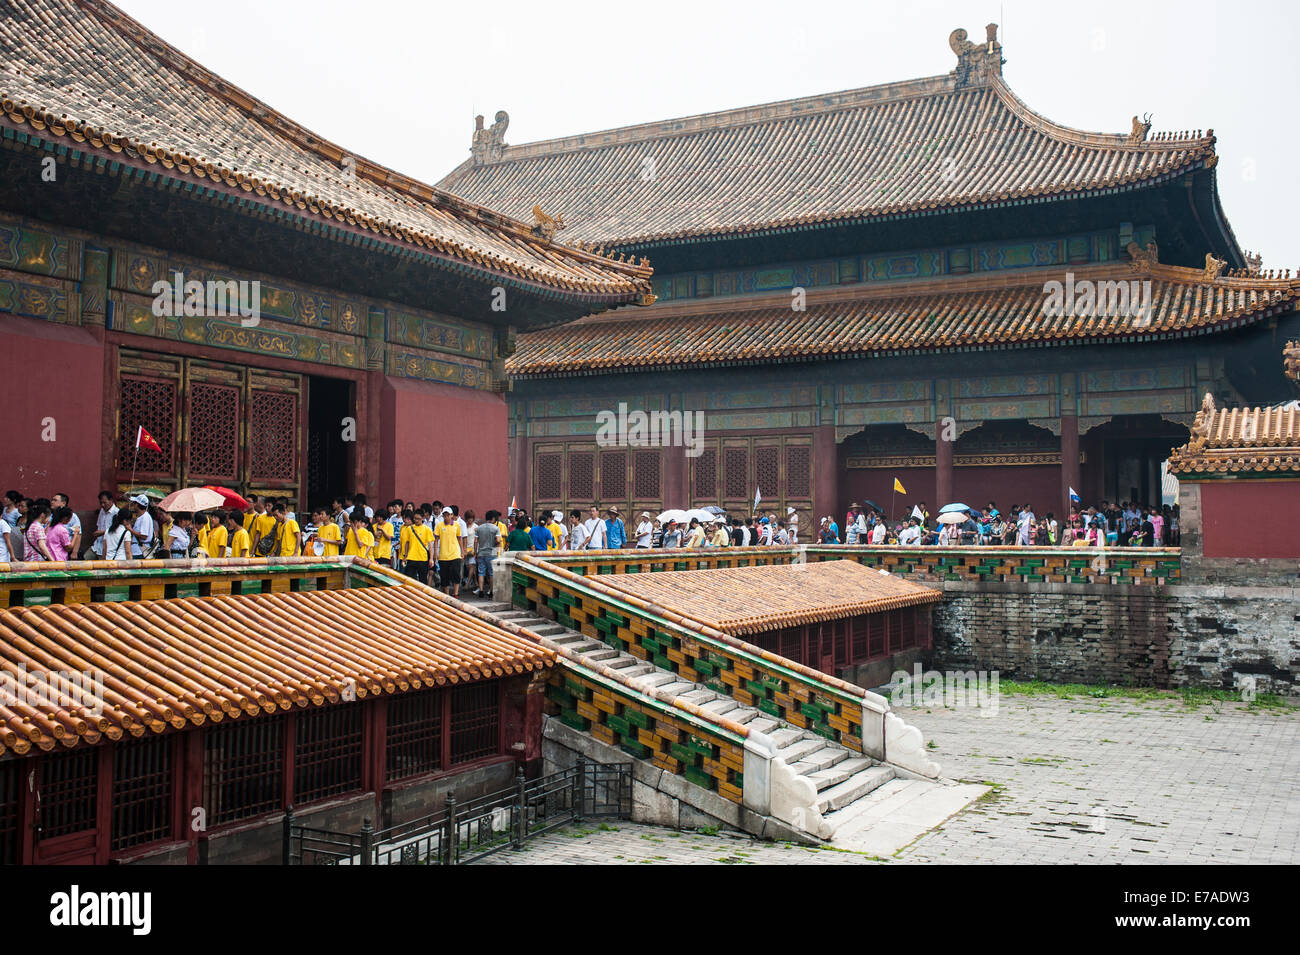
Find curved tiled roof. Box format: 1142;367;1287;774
508;264;1300;376
1168;395;1300;476
0;584;552;756
597;560;941;637
441;36;1217;247
0;0;652;300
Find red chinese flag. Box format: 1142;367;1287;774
136;425;163;454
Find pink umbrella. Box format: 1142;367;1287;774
160;487;226;513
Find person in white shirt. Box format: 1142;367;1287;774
128;494;155;557
569;509;589;550
0;516;10;562
635;512;654;548
870;520;887;544
167;515;192;558
786;507;799;544
583;505;607;549
90;490;119;557
899;519;922;545
103;509;132;561
552;511;569;549
1017;506;1036;546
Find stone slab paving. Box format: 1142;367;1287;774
481;693;1299;865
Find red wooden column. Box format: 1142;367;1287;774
935;418;953;508
1060;413;1080;519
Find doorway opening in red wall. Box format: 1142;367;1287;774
306;375;353;510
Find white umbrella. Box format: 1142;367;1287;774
657;509;690;524
937;511;970;525
685;508;717;524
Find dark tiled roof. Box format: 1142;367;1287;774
441;31;1217;247
507;264;1300;376
0;584;552;755
1168;394;1300;476
0;0;652;299
598;560;940;636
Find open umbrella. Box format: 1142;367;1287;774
702;505;727;516
127;486;167;501
657;509;690;524
160;487;225;513
937;511;971;524
685;508;717;524
861;499;884;513
939;503;974;514
204;486;252;510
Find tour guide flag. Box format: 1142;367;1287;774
911;504;925;520
753;487;762;512
894;477;906;494
136;425;162;454
1069;487;1081;503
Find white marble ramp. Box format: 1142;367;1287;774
826;778;989;854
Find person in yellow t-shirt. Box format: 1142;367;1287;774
433;510;463;597
400;511;434;583
546;513;565;551
371;516;394;564
196;517;209;555
249;501;276;553
344;517;375;558
306;508;342;557
272;504;301;557
205;512;228;558
225;512;251;558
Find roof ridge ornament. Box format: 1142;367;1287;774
949;23;1004;88
471;110;510;165
531;204;566;240
1203;252;1227;281
1126;240;1159;272
1128;113;1153;144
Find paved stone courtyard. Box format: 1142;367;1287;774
484;691;1299;865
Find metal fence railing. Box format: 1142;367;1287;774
284;760;631;865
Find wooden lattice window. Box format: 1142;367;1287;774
693;448;717;499
724;447;748;499
601;450;627;501
851;617;869;663
188;382;240;481
778;627;804;667
386;690;443;782
633;450;661;499
449;682;500;765
38;748;98;839
536;452;563;500
249;390;298;481
567;451;594;500
868;616;885;658
0;760;19;865
119;375;175;474
755;446;781;500
786;445;811;498
293;703;364;804
203;715;284;826
112;735;173;851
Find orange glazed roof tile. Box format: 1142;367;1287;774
598;560;941;637
0;0;652;301
441;28;1217;247
1168;394;1300;477
0;584;552;756
507;264;1300;376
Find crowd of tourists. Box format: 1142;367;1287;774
1;487;1180;587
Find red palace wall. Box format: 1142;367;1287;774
379;376;507;516
0;317;105;507
1197;480;1300;558
840;464;1061;521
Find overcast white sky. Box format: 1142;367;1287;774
117;0;1298;266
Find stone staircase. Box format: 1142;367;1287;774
473;599;919;834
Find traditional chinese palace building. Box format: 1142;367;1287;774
441;24;1300;525
0;0;652;514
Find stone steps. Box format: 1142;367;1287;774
480;602;910;838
